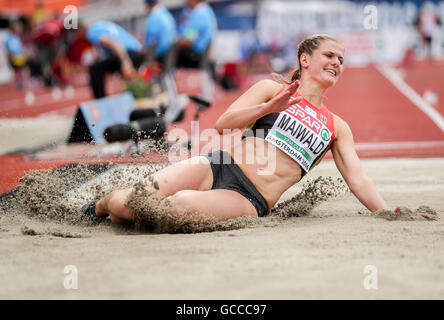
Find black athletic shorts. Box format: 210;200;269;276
202;150;269;217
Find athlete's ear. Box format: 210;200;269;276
300;52;309;69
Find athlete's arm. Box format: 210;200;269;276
99;36;136;79
214;80;302;134
331;116;388;212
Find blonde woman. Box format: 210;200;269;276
83;34;413;224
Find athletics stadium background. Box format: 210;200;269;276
0;0;443;194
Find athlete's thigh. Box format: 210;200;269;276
170;189;258;220
149;156;213;198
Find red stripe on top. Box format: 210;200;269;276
273;83;336;143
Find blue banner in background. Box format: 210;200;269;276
79;92;135;143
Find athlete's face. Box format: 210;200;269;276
301;40;345;88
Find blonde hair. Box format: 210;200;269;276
273;34;340;84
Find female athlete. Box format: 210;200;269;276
82;34;406;224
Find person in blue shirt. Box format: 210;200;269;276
143;0;177;72
86;21;144;99
143;0;185;124
176;0;217;69
4;20;27;90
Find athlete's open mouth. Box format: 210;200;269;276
324;68;336;77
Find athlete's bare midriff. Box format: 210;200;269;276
228;136;303;212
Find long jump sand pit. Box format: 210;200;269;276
0;157;443;299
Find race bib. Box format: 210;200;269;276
265;104;333;172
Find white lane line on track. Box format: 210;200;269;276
0;87;91;112
38;105;78;117
354;140;444;150
66;164;123;201
376;64;444;133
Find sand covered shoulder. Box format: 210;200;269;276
0;157;443;299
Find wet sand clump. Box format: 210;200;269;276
21;225;84;238
1;162;163;227
11;163;112;226
271;176;349;218
374;205;439;221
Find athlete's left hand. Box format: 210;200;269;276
394;206;437;220
264;80;303;114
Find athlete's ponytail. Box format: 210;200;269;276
273;34;340;84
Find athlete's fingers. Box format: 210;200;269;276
278;81;300;101
288;80;300;93
267;80;301;113
418;212;437;220
271;90;291;105
283;81;299;97
394;206;436;220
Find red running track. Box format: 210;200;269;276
1;64;444;193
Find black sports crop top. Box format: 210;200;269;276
241;112;279;139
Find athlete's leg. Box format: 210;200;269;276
148;156;213;198
94;156;213;222
166;189;258;220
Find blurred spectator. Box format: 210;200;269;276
176;0;217;100
142;0;184;124
219;62;240;91
142;0;177;74
176;0;217;69
240;31;272;72
240;31;263;62
4;20;27;90
31;1;46;27
66;28;93;67
414;3;441;59
177;6;192;36
28;16;66;86
85;21;144;99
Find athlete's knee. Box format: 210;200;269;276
169;190;192;203
106;190;132;219
165;190;195;215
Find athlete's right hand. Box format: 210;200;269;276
264;80;302;114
